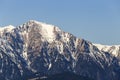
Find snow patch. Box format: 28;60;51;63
40;23;55;42
75;38;79;48
48;63;52;70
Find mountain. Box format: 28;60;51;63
94;44;120;57
0;20;120;80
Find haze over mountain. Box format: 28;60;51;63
0;20;120;80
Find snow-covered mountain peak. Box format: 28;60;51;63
0;25;15;32
19;20;62;42
0;25;15;36
93;43;120;57
26;20;59;29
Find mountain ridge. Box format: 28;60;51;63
0;20;120;80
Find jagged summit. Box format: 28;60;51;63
27;20;53;26
18;20;62;42
25;20;61;31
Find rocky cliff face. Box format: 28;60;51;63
0;20;120;80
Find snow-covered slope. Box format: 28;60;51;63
0;20;120;80
0;25;15;36
93;44;120;57
26;20;61;42
0;25;15;31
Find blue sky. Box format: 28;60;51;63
0;0;120;45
